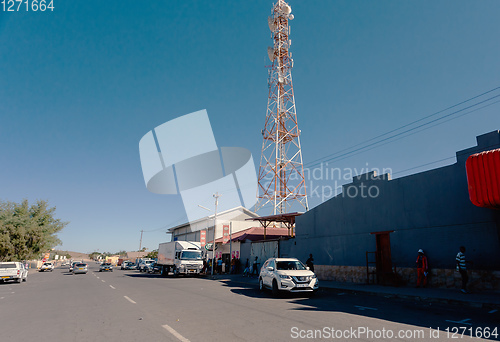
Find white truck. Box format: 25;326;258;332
157;241;204;276
0;262;28;283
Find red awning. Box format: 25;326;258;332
466;148;500;209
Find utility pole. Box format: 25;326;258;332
139;230;144;251
212;192;220;277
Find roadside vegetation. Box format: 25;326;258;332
0;199;68;262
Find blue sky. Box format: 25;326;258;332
1;0;499;253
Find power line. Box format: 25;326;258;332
315;98;500;166
305;89;500;169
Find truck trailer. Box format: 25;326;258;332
157;241;204;276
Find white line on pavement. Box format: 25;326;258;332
446;318;472;325
162;324;190;342
354;305;377;311
109;285;116;289
101;280;105;283
96;276;99;279
124;296;136;304
489;309;498;314
10;292;15;294
0;297;4;299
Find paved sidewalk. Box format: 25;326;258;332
211;274;500;309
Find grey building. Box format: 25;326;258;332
280;130;500;290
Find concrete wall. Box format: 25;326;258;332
281;131;500;287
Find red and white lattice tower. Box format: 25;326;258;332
256;0;308;215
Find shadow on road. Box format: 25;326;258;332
214;277;500;340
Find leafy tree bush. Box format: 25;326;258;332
146;249;158;259
0;199;68;262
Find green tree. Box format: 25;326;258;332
146;249;158;259
0;199;68;262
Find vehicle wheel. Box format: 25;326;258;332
17;277;22;283
272;279;280;297
259;278;264;291
99;270;102;272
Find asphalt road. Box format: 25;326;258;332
1;264;498;342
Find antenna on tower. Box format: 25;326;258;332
256;0;308;215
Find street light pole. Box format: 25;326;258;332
198;193;221;277
212;192;220;277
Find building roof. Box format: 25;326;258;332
213;226;291;243
167;206;259;232
126;251;148;260
246;212;303;229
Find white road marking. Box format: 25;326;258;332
354;305;377;311
96;276;100;279
101;280;105;283
337;292;346;296
109;285;116;289
11;292;15;294
124;296;136;304
489;309;498;314
446;318;472;325
162;324;190;342
0;297;4;299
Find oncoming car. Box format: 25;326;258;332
72;263;88;275
259;258;319;296
39;262;54;272
99;263;113;272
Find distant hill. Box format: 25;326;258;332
66;251;90;261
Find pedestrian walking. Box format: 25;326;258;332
415;249;428;287
456;246;472;293
306;254;315;272
251;256;259;276
217;258;223;274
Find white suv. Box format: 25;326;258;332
259;258;319;296
39;262;54;272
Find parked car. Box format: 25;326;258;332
72;263;88;274
99;263;113;272
0;262;28;283
146;262;161;274
121;261;133;270
39;262;54;272
138;259;154;272
259;258;319;296
122;261;137;270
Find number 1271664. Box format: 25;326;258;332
2;0;54;12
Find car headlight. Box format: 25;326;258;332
279;274;291;279
179;265;185;269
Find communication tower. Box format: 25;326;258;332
256;0;308;214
